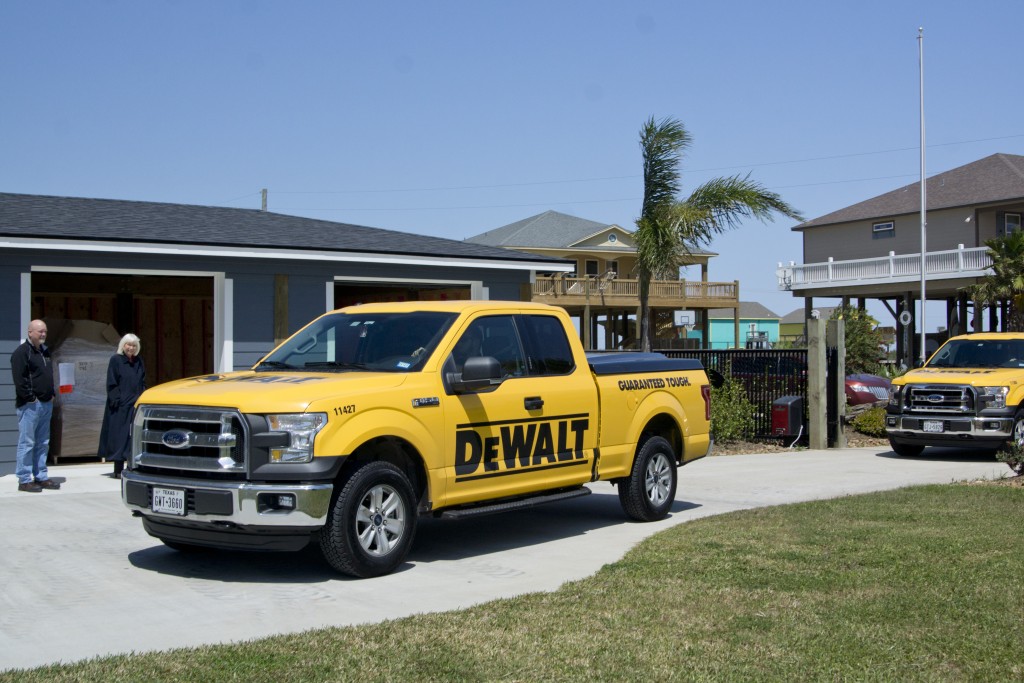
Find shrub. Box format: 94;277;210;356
851;407;887;437
710;377;756;442
997;442;1024;476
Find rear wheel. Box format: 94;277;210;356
888;437;924;457
320;461;417;578
618;436;677;522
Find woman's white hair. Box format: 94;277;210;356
117;333;141;356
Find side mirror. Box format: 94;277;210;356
449;356;502;393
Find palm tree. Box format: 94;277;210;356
970;230;1024;331
635;116;803;351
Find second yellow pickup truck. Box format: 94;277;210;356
886;332;1024;456
122;300;713;577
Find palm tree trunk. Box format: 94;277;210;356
638;267;651;352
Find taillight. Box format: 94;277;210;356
701;384;711;421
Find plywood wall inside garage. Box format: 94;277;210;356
132;296;213;385
32;284;214;386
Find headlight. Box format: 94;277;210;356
266;413;327;463
977;387;1008;410
888;385;902;407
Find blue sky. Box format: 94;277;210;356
3;1;1022;326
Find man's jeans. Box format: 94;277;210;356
16;399;52;484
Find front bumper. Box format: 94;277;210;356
122;471;334;529
885;414;1013;443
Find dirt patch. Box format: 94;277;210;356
714;426;888;456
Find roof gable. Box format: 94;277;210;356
780;306;837;324
466;210;619;249
796;153;1024;230
708;301;779;319
467;210;714;257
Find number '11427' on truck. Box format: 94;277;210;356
122;301;713;577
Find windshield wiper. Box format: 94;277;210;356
253;360;297;372
304;361;370;371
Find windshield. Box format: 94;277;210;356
255;311;457;373
927;338;1024;369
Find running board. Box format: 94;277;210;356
436;487;591;520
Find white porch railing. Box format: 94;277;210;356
777;244;993;291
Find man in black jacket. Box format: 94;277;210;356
11;319;60;492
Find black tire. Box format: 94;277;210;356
618;436;678;522
320;461;417;578
888;437;924;457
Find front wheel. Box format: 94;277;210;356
888;437;924;457
619;436;677;522
1010;409;1024;448
320;461;417;578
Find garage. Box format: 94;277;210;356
0;191;571;474
28;271;215;459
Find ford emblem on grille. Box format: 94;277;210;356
926;394;944;403
162;429;193;449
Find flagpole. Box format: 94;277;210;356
918;27;927;365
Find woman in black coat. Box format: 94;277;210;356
98;333;146;478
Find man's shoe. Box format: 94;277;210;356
36;479;61;490
18;482;43;493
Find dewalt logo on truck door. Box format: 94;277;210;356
453;413;590;481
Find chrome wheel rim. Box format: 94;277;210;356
644;452;673;506
355;483;407;556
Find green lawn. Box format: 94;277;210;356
4;484;1022;682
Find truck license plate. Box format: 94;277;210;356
922;420;944;433
152;487;186;516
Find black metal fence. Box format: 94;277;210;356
657;348;811;441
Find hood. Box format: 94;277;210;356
138;370;408;413
895;367;1024;386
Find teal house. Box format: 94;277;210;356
688;302;781;349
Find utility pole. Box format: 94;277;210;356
918;27;927;365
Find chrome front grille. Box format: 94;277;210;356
865;386;890;401
905;385;973;413
133;406;247;472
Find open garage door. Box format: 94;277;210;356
30;272;214;459
334;282;471;307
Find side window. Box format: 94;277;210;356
448;315;526;378
520;315;575;375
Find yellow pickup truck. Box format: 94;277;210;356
886;332;1024;456
122;300;712;577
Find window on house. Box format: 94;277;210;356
607;261;618;275
585;260;599;276
1006;213;1022;234
872;221;895;239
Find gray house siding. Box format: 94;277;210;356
802;204;1024;265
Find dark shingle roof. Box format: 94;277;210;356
0;193;561;264
796;153;1024;230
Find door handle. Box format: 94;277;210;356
524;396;544;410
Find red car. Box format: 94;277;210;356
846;373;891;406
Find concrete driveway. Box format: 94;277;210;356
0;447;1012;671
